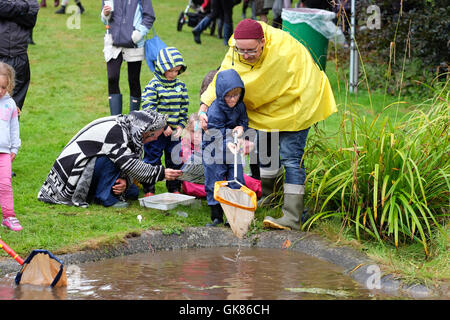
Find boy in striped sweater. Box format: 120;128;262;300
141;47;188;196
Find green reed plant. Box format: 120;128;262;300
303;87;449;256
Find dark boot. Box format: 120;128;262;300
263;185;305;231
129;96;140;112
143;183;155;197
55;5;66;14
217;19;223;39
108;94;122;115
192;16;211;44
206;204;224;227
223;23;233;46
76;1;85;14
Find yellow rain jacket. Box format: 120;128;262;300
201;22;337;131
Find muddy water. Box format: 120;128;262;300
0;248;386;300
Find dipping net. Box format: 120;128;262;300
214;181;257;239
15;250;67;287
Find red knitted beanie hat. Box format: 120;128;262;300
234;19;264;39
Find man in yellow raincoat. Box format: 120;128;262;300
199;19;337;231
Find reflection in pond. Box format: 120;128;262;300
0;248;387;300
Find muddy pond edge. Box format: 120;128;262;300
0;227;446;299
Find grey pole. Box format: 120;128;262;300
349;0;358;93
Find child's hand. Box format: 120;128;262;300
103;5;112;16
233;126;244;138
10;153;16;162
198;105;208;130
227;142;238;155
16;107;21;117
164;168;183;180
164;126;173;137
173;126;183;139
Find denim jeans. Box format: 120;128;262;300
88;156;139;207
257;128;310;185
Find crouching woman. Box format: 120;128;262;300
37;110;182;208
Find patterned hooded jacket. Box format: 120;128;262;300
37;110;167;207
141;47;189;129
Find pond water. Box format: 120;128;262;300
0;247;388;300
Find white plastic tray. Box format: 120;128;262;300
138;192;197;211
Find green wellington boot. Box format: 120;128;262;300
263;185;305;231
257;168;284;208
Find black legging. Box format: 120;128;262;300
0;54;30;110
106;54;142;98
208;0;233;25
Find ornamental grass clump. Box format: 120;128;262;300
304;88;449;256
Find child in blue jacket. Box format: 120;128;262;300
202;69;249;227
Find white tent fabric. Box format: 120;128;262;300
282;8;346;44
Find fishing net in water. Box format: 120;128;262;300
15;250;67;287
214;181;257;239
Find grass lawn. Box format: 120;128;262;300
1;0;447;289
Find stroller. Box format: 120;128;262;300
177;0;216;36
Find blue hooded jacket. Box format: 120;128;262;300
204;69;249;149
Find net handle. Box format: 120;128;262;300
0;239;24;265
231;132;244;187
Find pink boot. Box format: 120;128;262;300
40;0;47;7
2;217;23;232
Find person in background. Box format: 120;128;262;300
38;110;182;208
141;47;189;197
40;0;60;8
0;63;23;231
101;0;155;115
55;0;84;14
0;0;39;113
192;0;234;46
242;0;256;20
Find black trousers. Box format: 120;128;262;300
208;0;234;24
106;53;142;98
0;54;30;110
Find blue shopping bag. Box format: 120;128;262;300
145;30;167;73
